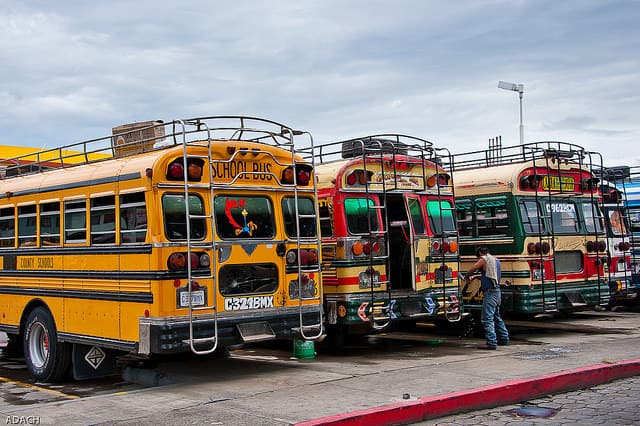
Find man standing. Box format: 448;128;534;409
464;246;509;350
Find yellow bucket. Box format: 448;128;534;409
292;339;315;359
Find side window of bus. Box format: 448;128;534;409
456;202;473;238
476;200;510;237
519;200;544;234
282;197;317;238
318;199;333;238
544;201;579;233
40;202;61;246
408;198;425;235
427;200;456;236
120;192;147;243
0;207;15;248
18;205;37;247
65;200;87;244
163;194;206;241
344;198;379;234
581;203;604;233
91;196;116;244
214;196;275;239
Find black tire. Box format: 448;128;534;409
23;307;71;382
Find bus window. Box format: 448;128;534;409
282;197;317;238
519;200;544;234
476;199;510;237
91;196;116;244
0;207;15;248
408;198;425;235
607;209;628;236
344;197;379;234
456;202;473;238
163;194;206;240
427;200;455;236
581;203;604;233
40;202;60;246
65;200;87;244
219;263;278;296
18;205;37;246
545;201;579;233
120;193;147;243
214;196;275;239
318;199;333;237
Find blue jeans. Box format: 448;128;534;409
481;288;509;347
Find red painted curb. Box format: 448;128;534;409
296;358;640;426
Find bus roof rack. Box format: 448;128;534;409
0;116;305;180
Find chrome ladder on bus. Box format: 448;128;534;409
287;129;324;341
177;119;219;355
432;147;463;322
360;138;393;330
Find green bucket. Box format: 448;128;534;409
292;339;315;359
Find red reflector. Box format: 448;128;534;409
347;172;358;186
173;279;181;288
168;162;184;179
144;309;150;317
432;240;441;251
297;168;310;185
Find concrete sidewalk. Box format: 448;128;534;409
2;316;640;425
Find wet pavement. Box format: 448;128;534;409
427;375;640;425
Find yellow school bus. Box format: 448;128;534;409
0;116;322;381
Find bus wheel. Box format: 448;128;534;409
23;307;71;382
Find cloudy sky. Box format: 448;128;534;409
2;0;639;165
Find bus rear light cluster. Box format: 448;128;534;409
426;173;450;188
288;274;317;299
346;170;373;186
351;240;382;257
167;252;210;271
519;174;542;190
432;239;458;254
617;241;631;251
586;240;607;252
166;158;204;181
527;242;550;255
286;248;318;266
281;165;312;186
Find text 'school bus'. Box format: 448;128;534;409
451;141;609;316
310;135;461;341
594;166;634;305
0;116;323;382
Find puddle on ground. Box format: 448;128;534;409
503;405;559;418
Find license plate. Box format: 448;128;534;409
179;290;205;307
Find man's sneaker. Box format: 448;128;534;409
477;345;497;350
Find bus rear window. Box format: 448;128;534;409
163;194;206;240
282;197;317;238
344;198;379;234
219;263;278;296
519;200;544;234
545;201;579;233
214;196;275;239
427;200;456;236
581;203;604;233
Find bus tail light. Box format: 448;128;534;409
427;173;450;188
527;242;536;255
597;240;606;252
363;240;382;255
618;241;631;251
448;240;458;253
286;249;319;266
166;158;204;181
168;252;186;270
281;165;313;186
432;240;441;252
586;241;596;252
168;252;209;271
541;242;550;254
352;241;364;256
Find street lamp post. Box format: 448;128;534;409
498;80;524;145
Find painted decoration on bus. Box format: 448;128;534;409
211;160;273;183
541;175;575;191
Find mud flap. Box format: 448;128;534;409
72;344;118;380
